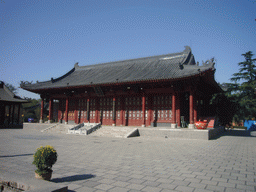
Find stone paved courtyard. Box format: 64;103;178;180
0;125;255;192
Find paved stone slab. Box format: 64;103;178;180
0;125;255;192
94;183;114;190
141;186;162;192
108;186;130;192
126;183;145;190
175;185;195;192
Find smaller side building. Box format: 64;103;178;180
0;81;27;128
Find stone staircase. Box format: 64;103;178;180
43;124;75;134
89;126;139;138
68;123;101;135
23;123;56;131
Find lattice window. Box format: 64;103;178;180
153;95;172;121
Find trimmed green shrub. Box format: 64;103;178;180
32;145;57;175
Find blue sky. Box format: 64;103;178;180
1;0;256;99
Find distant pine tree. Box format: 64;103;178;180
228;51;256;120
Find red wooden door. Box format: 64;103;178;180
89;98;97;123
58;99;65;122
115;97;123;126
145;96;151;127
78;99;88;123
125;96;143;126
100;98;113;125
68;99;76;122
153;95;172;124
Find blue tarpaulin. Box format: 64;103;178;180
244;120;256;131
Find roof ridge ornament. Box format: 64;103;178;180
20;81;32;87
74;62;79;68
183;46;191;53
202;57;215;68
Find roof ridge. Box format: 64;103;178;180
77;47;187;70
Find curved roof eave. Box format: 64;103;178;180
20;46;218;94
22;68;215;94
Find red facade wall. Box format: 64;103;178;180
56;93;180;127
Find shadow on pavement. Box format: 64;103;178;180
51;174;95;183
0;153;34;158
0;126;23;129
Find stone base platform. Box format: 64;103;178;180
0;171;68;192
23;123;224;140
88;126;225;140
138;126;225;140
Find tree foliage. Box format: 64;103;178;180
226;51;256;120
22;98;42;122
5;83;17;94
210;83;237;126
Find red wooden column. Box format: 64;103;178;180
193;95;198;123
95;98;99;124
176;93;181;128
147;95;152;127
58;99;62;123
120;97;124;126
74;99;78;124
65;98;69;124
112;97;116;126
142;94;146;127
48;98;53;123
171;93;177;128
189;90;195;129
40;98;44;123
87;98;90;123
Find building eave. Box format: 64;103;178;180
21;68;216;95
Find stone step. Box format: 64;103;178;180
44;124;74;134
89;126;138;138
23;123;54;131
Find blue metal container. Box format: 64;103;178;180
244;120;256;131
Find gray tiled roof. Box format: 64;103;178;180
0;82;27;103
21;46;215;91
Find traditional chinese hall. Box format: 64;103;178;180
21;46;222;128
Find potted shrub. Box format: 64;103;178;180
32;145;57;180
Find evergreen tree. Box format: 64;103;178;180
228;51;256;120
5;83;18;94
210;83;237;126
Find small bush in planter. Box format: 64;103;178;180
32;145;57;176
